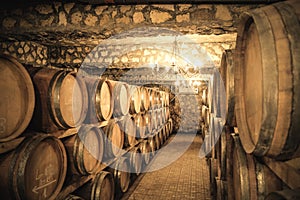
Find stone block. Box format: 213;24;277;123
215;5;232;21
150;10;172;24
35;4;53;15
133;12;144;24
176;14;190;23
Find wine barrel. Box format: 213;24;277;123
202;106;210;127
140;87;150;111
164;107;170;121
143;112;152;135
74;171;115;200
162;125;168;141
119;115;137;147
165;92;170;107
235;1;300;159
103;120;124;159
215;178;228;200
220;50;236;127
216;126;232;181
228;135;282;200
149;110;157;131
0;55;35;142
158;128;164;146
147;135;156;157
148;88;157;109
168;119;173;135
156;109;163;128
63;125;104;175
154;131;161;150
133;114;146;139
202;89;208;106
108;157;130;194
85;77;113;122
128;85;141;114
129;147;143;175
265;188;300;200
164;123;170;138
29;67;88;132
209;158;218;196
110;81;129;117
0;134;67;200
159;91;165;107
140;140;151;165
155;90;162;109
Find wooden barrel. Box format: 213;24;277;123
143;112;152;135
228;135;282;200
0;55;35;142
140;87;150;111
156;109;163;128
119;115;136;147
147;135;156;157
149;110;157;131
165;92;170;107
164;107;170;121
202;89;208;106
215;178;228;200
164;123;170;138
140;140;151;165
168;119;173;135
85;77;113;122
74;171;115;200
160;108;166;125
103;120;124;158
128;85;141;114
265;188;300;200
220;50;236;127
148;88;157;109
129;147;143;175
63;125;103;175
110;81;129;117
0;134;67;200
154;131;161;150
209;158;218;196
162;125;168;141
155;90;162;109
158;128;164;146
235;1;300;159
202;106;210;127
29;67;88;132
108;157;130;194
133;114;146;139
159;91;165;107
216;126;231;181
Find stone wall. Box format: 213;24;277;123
0;3;260;44
0;41;48;66
48;33;236;69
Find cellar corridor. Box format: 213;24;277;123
122;133;211;200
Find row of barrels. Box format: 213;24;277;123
0;118;173;200
0;54;170;141
209;123;300;200
208;126;287;200
207;1;300;199
219;0;300;161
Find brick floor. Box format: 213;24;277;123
122;133;211;200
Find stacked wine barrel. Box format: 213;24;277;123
0;54;173;200
208;1;300;199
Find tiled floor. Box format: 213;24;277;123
122;133;211;200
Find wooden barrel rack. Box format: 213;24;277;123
0;59;173;200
